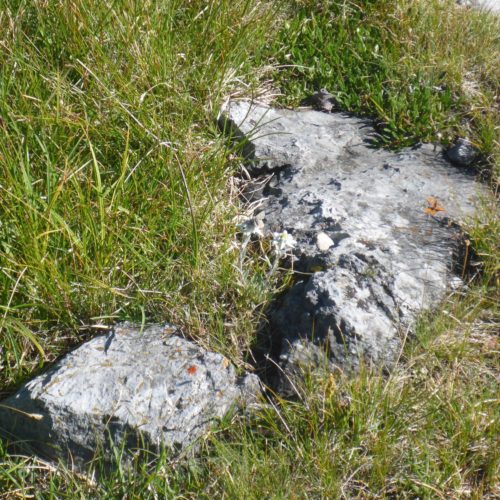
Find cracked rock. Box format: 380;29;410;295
221;100;485;388
0;323;260;468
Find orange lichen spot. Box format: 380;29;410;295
186;365;197;375
424;196;445;216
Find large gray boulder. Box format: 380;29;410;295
221;100;485;387
0;323;259;468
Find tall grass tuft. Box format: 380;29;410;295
0;0;277;387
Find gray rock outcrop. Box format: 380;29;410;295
0;323;260;468
220;100;485;388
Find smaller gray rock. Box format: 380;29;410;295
446;138;479;167
309;88;337;112
316;232;335;251
0;323;260;468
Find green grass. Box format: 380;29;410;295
0;0;278;388
0;0;498;497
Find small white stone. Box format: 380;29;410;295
316;232;334;251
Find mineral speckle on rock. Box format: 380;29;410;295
220;100;485;387
0;323;260;468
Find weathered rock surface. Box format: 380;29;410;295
221;100;485;386
0;323;259;467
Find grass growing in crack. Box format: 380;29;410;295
0;0;499;497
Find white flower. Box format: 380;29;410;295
272;230;296;256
